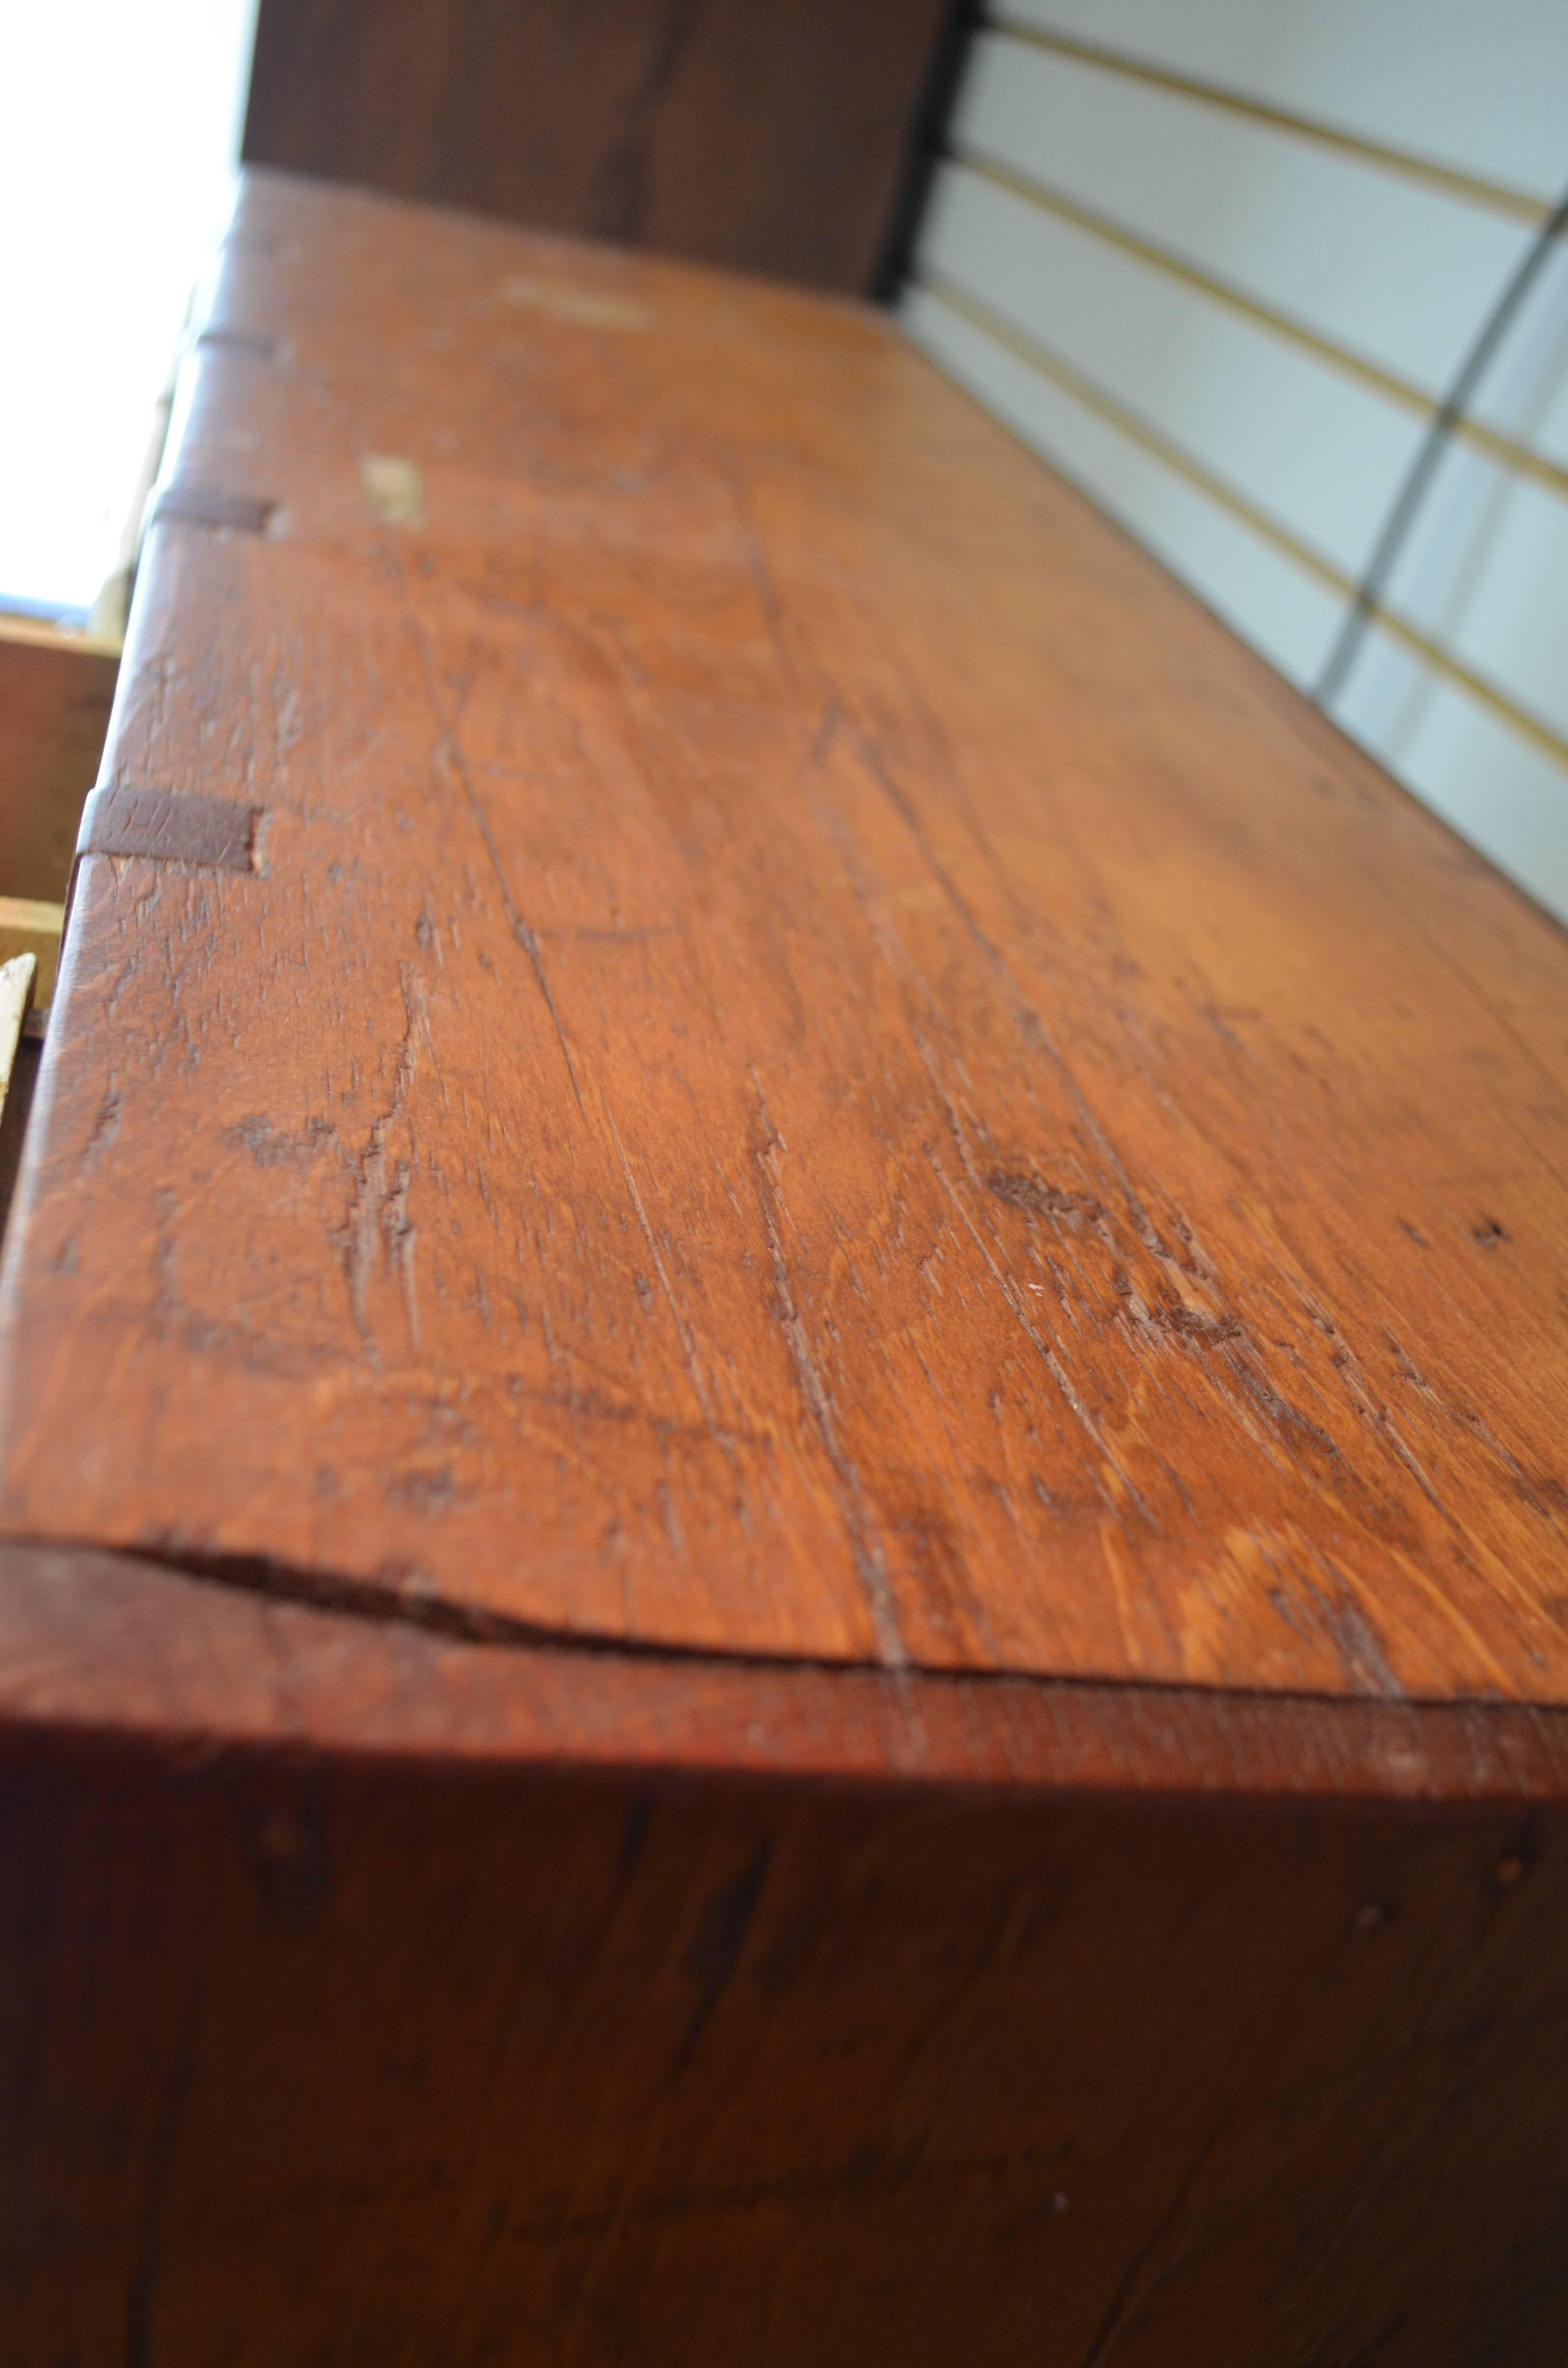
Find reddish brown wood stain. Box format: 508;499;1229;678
1;172;1566;1701
0;1543;1565;2368
6;1691;1563;2368
3;173;1568;2368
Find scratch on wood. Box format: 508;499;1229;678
379;534;585;1113
675;1838;774;2073
335;963;428;1355
926;1145;1157;1532
750;1075;906;1668
603;1098;727;1455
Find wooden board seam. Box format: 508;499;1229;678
19;1528;1568;1727
4;1539;1568;1807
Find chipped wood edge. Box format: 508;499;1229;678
2;1539;1567;1808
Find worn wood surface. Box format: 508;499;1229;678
3;171;1568;2367
5;1542;1568;1806
1;169;1566;1703
243;0;954;292
0;622;119;903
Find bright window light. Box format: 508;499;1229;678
0;0;258;625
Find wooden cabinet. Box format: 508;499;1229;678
243;0;954;291
0;170;1565;2364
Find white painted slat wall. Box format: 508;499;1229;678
901;0;1568;923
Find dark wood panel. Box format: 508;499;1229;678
2;175;1565;1705
242;0;957;292
4;1539;1566;2359
0;624;118;903
2;1658;1566;2363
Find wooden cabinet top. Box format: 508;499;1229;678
2;169;1565;1717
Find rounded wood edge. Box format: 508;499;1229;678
1;1538;1566;1805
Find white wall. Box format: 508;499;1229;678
0;0;259;624
902;0;1568;923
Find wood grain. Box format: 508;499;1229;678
2;1544;1566;2366
242;0;955;292
3;173;1568;2361
0;170;1565;1704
